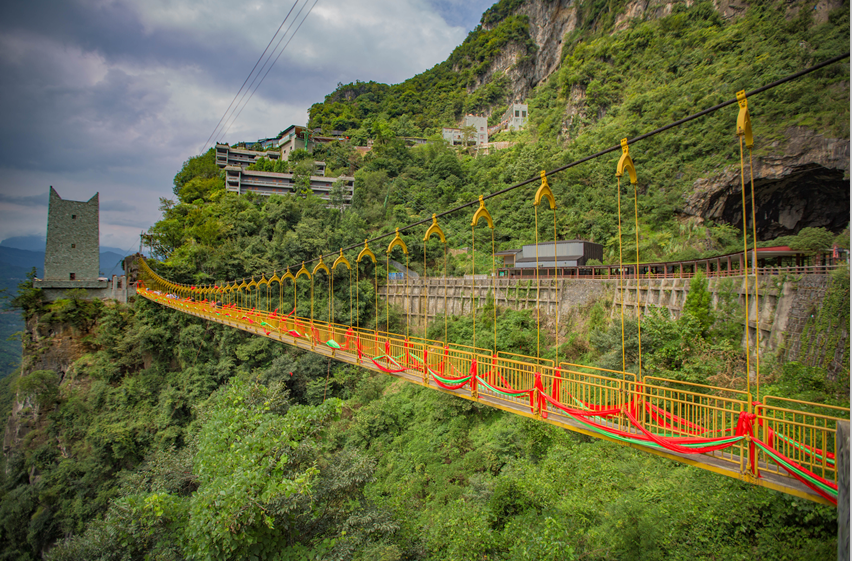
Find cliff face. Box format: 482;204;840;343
683;127;850;237
472;0;848;237
475;0;846;103
3;316;91;463
472;0;580;101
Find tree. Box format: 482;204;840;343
173;149;220;198
292;162;314;196
10;268;44;319
183;378;341;559
460;125;477;150
15;370;59;414
682;269;713;335
790;227;835;257
178;176;224;204
330;179;347;209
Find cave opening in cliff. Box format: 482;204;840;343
717;165;849;240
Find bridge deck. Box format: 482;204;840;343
144;291;835;505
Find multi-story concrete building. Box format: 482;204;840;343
216;143;327;175
277;125;346;160
224;167;354;203
503;103;528;131
215;143;281;168
442;115;489;146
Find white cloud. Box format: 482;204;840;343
0;0;483;249
123;0;468;83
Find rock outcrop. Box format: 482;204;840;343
3;317;90;464
472;0;580;101
682;127;850;237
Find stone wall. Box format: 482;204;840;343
34;275;135;304
381;277;612;326
382;273;844;365
44;187;100;281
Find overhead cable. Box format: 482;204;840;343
219;0;321;143
201;0;301;153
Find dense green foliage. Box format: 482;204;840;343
307;8;535;134
172;148;225;204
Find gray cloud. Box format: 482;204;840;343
100;200;136;212
0;192;48;207
0;0;493;249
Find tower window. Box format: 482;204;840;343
71;244;75;248
69;273;76;280
71;215;76;219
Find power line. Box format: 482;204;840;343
200;0;301;153
217;0;310;144
278;51;849;272
218;0;321;143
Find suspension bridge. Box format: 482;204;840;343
137;55;850;507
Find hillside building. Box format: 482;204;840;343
215;143;281;168
503;103;528;131
277;125;346;160
224;166;354;203
216;143;328;176
442;115;489;146
496;240;603;272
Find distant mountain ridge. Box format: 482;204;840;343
1;235;132;256
0;246;131;280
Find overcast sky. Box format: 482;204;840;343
0;0;494;251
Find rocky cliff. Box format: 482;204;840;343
476;0;847;111
473;0;579;101
683;127;850;237
3;315;92;464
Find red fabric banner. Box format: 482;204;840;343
753;437;838;505
431;376;471;391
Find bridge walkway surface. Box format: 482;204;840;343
138;278;847;507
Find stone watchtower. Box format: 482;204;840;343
32;187;136;302
43;186;100;281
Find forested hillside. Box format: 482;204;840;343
1;0;849;558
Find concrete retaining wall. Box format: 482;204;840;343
381;273;843;365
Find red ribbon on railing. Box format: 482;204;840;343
552;367;562;400
371;357;407;374
534;373;547;417
735;410;759;476
644;402;706;434
404;339;409;369
753;437;838;505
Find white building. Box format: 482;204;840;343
223;166;353;203
442;115;489;146
503;103;528;131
